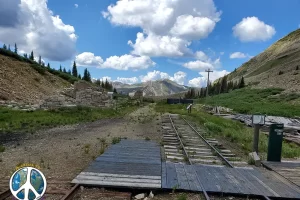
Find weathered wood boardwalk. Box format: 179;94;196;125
162;162;300;198
72;140;300;199
262;161;300;187
72;140;162;188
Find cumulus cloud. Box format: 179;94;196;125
75;4;78;8
0;0;77;61
230;52;247;59
140;70;187;85
195;51;208;61
102;54;155;70
75;52;103;67
188;77;207;87
183;57;221;71
170;15;215;40
188;70;229;87
75;52;155;71
233;17;276;42
116;77;139;84
128;33;192;57
104;0;221;57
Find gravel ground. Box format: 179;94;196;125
0;104;260;199
0;105;161;181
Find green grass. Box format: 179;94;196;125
177;193;187;200
0;145;5;152
155;102;300;158
197;88;300;117
111;137;121;144
0;105;136;134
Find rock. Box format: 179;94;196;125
144;197;148;200
249;152;261;167
80;186;84;191
134;193;145;199
149;191;154;198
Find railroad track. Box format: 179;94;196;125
162;114;271;200
162;114;247;167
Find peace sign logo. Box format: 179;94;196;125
9;167;47;200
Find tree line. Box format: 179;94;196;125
185;75;245;98
1;43;116;92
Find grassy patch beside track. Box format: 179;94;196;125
155;102;300;159
197;88;300;117
0;99;137;134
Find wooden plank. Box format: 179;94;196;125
183;165;202;192
78;172;161;180
175;164;190;190
73;175;161;184
72;179;161;188
166;162;178;189
161;162;167;189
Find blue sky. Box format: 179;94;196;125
0;0;300;86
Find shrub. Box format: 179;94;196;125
112;137;121;144
0;145;5;152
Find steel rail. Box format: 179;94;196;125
168;114;210;200
182;117;234;168
60;183;80;200
182;117;273;200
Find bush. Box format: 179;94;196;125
0;145;5;152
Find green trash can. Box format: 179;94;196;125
267;124;284;162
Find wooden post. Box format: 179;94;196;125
205;69;213;97
253;124;260;153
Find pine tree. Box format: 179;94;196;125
68;69;71;75
72;61;78;77
8;45;11;51
104;79;109;89
23;53;28;59
30;51;34;61
101;81;105;88
220;75;228;93
78;74;82;79
38;56;42;65
14;43;18;54
239;76;245;88
113;88;117;93
3;44;7;50
59;65;62;72
63;68;67;73
47;63;50;69
87;71;91;82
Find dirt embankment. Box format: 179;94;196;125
0;54;70;104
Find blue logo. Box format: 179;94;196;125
9;167;47;200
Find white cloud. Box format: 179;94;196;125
0;0;77;61
75;52;155;71
233;17;276;42
116;77;139;84
128;32;192;57
75;52;103;67
188;70;229;87
199;70;229;82
140;70;187;85
183;57;221;71
170;71;187;85
230;52;247;59
102;54;155;70
195;51;208;61
170;15;215;40
104;0;221;57
188;77;207;87
74;4;78;8
220;52;224;55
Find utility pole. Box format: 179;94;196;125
205;69;213;97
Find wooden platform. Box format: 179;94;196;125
72;140;300;199
262;161;300;187
72;140;162;189
162;162;300;198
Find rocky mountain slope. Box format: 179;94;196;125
113;79;188;96
226;28;300;93
0;54;71;104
